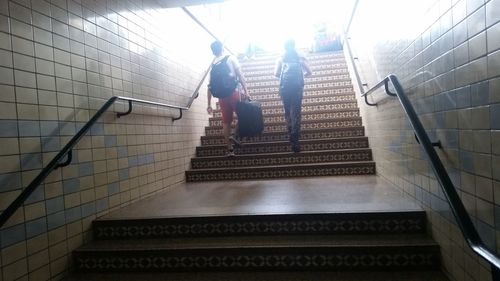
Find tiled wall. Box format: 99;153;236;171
347;0;500;280
0;0;213;280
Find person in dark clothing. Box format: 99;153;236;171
273;39;312;153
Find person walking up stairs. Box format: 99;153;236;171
186;50;375;182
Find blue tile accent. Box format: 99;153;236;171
63;178;80;194
81;202;95;217
78;162;94;177
1;224;26;247
47;211;66;230
0;173;21;192
41;137;60;152
18;121;40;137
46;196;64;214
104;135;117;147
59;121;76;136
146;153;155;163
128;156;137;167
495;205;500;229
90;123;104;135
444;130;459;149
440;91;457;111
492;104;500;130
455;86;471;109
40;121;60;136
422;189;431;207
75;122;86;133
20;153;43;170
476;219;496;250
96;198;108;212
460;151;474;173
65;206;82;223
471;81;489;106
118;168;129;180
117;147;128;158
25;217;47;238
0;120;19;137
25;185;45;204
107;182;120;195
435;112;445;127
137;155;146;165
415;186;423;202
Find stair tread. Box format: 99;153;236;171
198;136;369;148
65;270;450;281
77;234;437;251
193;148;371;160
186;161;374;172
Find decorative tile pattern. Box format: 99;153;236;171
186;162;375;182
93;212;426;239
75;250;439;272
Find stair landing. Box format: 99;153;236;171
100;175;420;220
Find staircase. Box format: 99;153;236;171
186;51;375;182
68;51;449;281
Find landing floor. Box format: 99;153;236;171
101;175;422;220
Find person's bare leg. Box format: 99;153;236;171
222;122;234;156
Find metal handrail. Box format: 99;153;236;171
0;91;204;228
362;74;500;279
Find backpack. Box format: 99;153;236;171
279;55;304;93
209;56;238;98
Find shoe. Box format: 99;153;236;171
226;148;235;157
229;135;242;147
292;142;301;153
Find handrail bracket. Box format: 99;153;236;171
56;150;73;168
117;100;133;118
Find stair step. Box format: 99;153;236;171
73;234;439;272
241;52;345;66
185;161;376;182
244;64;348;77
205;118;363;137
247;76;351;89
248;81;353;95
201;127;365;146
239;88;355;101
246;69;349;82
190;149;372;170
209;110;359;127
196;137;369;157
242;58;347;71
92;211;427;239
214;98;358;113
65;270;450;281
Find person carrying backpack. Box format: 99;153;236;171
274;39;312;153
207;41;249;157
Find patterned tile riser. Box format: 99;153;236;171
242;53;345;66
247;76;351;88
248;82;352;95
196;140;369;157
191;150;372;169
244;64;347;77
186;164;376;182
246;69;349;82
74;251;439;272
214;97;357;112
242;58;346;72
93;212;425;239
200;128;365;145
205;119;363;136
209;111;359;127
